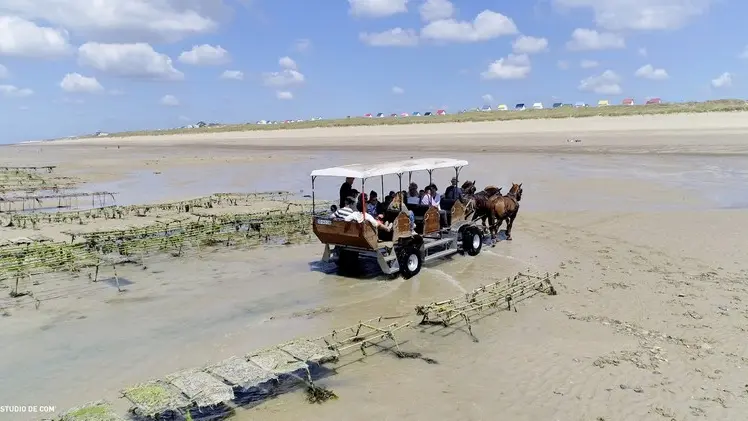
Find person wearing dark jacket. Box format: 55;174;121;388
444;177;463;200
339;177;355;207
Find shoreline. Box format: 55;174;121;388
11;111;748;147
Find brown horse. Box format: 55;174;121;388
460;180;502;225
489;183;522;240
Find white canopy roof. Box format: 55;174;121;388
310;157;468;179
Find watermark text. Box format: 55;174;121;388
0;405;56;413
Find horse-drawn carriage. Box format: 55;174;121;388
310;158;487;279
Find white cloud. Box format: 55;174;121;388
481;54;531;80
294;38;312;52
0;0;229;43
0;64;8;79
419;0;454;21
0;16;70;57
421;10;518;43
557;60;569;70
160;94;179;106
580;59;599;68
60;72;104;93
0;84;33;97
78;42;184;80
348;0;408;17
578;70;622;94
262;69;304;87
551;0;712;31
739;46;748;59
360;28;419;46
276;91;293;100
634;64;668;80
178;44;228;65
392;86;404;94
220;70;244;80
482;93;493;103
279;56;297;70
638;47;647;56
566;28;624;50
108;89;124;95
512;35;548;54
711;72;731;88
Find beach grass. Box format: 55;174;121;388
105;99;748;138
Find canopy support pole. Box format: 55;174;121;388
428;169;433;186
361;178;366;215
397;173;403;211
311;176;316;214
381;175;384;198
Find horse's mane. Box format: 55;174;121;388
460;180;475;189
483;185;502;197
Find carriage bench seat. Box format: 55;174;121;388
440;198;456;214
405;204;431;220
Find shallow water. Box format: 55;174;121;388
81;152;748;211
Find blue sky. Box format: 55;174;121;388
0;0;742;143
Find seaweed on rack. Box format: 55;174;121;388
58;400;124;421
121;380;191;418
165;369;235;408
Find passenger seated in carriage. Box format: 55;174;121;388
406;184;420;205
331;196;392;232
428;184;449;227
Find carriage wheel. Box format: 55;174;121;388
462;226;483;256
397;245;422;279
336;249;360;276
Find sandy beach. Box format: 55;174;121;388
1;113;747;421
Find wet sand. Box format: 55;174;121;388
1;116;748;421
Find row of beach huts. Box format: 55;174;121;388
363;97;663;117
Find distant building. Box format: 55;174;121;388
364;113;373;117
412;111;421;116
514;103;526;110
376;112;385;117
497;104;508;110
574;102;588;108
424;111;433;116
597;99;610;106
532;102;544;109
436;109;446;115
480;105;492;111
400;112;409;117
552;102;563;108
646;97;662;104
622;98;635;105
390;113;398;117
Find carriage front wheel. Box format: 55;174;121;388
398;245;423;279
462;226;483;256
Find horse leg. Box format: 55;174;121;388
506;212;517;240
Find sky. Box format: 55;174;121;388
0;0;743;144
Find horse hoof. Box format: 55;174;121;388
506;237;512;241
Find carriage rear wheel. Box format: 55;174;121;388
462;226;483;256
336;249;359;276
397;245;422;279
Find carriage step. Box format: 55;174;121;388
423;238;454;249
424;248;459;262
